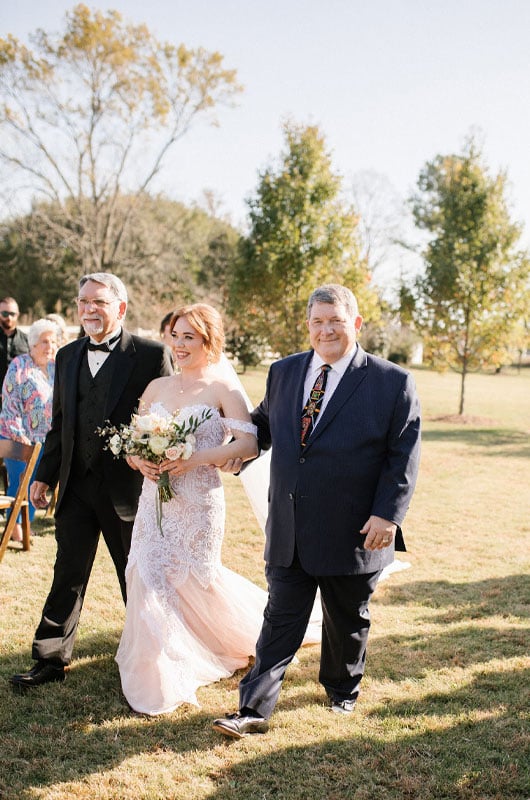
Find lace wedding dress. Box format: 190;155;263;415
116;403;319;716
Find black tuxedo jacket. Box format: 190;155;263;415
252;345;421;576
36;330;173;521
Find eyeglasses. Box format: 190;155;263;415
75;297;118;309
0;310;17;318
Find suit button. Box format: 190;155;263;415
288;492;294;500
299;457;305;463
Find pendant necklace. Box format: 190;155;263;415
178;371;203;394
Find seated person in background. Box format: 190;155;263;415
0;318;58;541
45;313;69;347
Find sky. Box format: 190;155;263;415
3;0;530;260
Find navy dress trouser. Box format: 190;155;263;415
239;553;381;720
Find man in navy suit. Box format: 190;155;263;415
11;272;173;690
214;284;421;737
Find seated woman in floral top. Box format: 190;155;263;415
0;318;58;541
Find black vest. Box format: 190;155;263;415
73;353;116;475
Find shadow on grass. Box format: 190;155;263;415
1;655;527;800
0;647;216;799
1;570;528;799
378;574;530;621
203;673;529;800
367;623;528;681
421;427;530;458
1;624;527;799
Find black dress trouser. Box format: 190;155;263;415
32;470;133;666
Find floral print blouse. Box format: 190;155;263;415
0;353;55;444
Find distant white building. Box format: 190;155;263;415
410;342;423;366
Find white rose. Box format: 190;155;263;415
149;435;171;456
134;413;164;433
185;433;196;446
109;434;122;456
181;442;193;460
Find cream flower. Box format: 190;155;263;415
109;433;122;456
148;435;171;456
181;441;193;460
133;413;168;434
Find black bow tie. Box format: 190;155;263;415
87;332;121;352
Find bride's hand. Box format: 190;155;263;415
128;455;160;482
160;453;198;477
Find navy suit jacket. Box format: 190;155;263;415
252;345;421;576
36;329;173;521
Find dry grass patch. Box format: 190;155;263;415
0;367;528;800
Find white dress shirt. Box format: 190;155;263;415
87;328;122;376
302;346;357;428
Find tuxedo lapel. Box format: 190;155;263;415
289;352;313;450
105;330;135;418
62;340;85;431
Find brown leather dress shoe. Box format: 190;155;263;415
213;712;269;739
11;661;66;690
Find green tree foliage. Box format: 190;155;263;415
230;121;377;356
0;195;239;329
0;4;241;274
0;203;80;314
224;325;267;372
500;278;530;372
410;136;530;414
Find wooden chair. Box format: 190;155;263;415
0;457;7;493
0;440;42;563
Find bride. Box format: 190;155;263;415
117;303;318;715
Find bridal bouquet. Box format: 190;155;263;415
98;407;212;530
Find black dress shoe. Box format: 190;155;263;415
11;661;65;690
329;698;356;715
213;711;269;739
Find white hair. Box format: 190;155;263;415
45;313;68;345
79;272;128;304
28;318;59;348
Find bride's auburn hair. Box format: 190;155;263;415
170;303;225;363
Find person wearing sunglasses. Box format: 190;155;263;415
0;297;29;409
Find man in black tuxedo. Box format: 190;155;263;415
11;273;173;689
214;284;421;737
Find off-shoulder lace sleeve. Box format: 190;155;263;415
223;417;257;436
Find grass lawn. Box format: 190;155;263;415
0;367;528;800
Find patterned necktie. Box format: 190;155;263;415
300;364;331;447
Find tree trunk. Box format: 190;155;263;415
458;312;471;416
458;360;467;415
